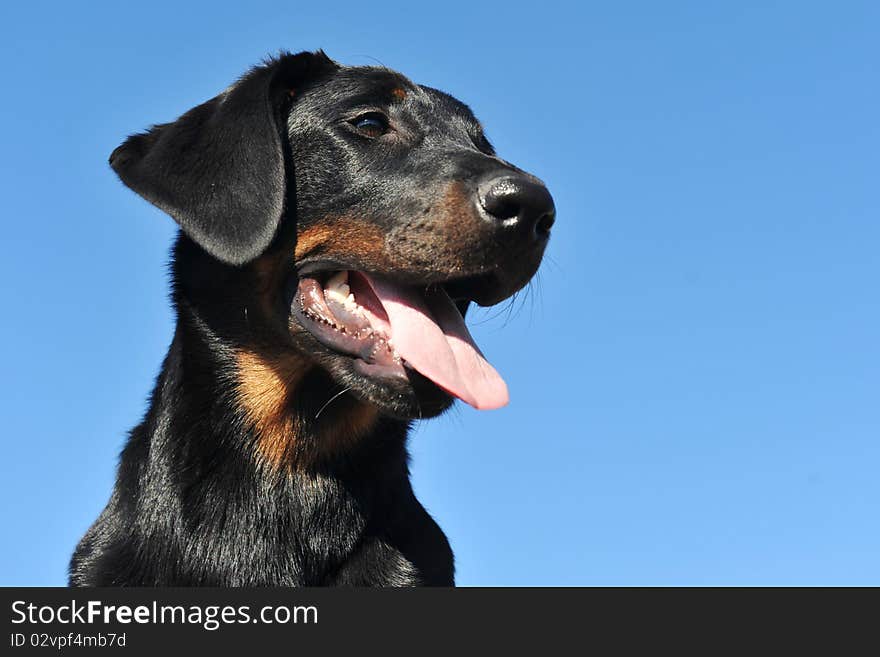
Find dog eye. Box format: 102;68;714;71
351;112;389;137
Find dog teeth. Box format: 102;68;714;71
324;287;348;305
324;271;355;307
323;271;368;317
326;270;348;290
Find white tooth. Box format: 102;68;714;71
326;270;348;291
324;288;346;304
337;283;350;298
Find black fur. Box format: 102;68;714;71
109;53;336;265
71;51;553;586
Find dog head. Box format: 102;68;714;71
111;51;554;422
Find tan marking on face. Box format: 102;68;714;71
385;181;490;274
293;185;491;279
391;87;407;100
295;219;387;266
235;350;379;471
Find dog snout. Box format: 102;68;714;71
477;174;556;243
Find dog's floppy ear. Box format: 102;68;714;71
109;50;337;265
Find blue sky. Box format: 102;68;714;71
1;1;877;585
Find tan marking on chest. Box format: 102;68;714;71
235;350;380;470
236;350;309;468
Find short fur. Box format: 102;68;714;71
71;51;553;586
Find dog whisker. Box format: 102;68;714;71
314;387;352;420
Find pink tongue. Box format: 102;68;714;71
361;275;509;410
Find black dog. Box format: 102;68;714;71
70;51;554;586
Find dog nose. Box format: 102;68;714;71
478;175;556;241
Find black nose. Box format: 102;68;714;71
478;175;555;240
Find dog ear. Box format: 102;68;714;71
109;51;337;265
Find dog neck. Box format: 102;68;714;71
97;317;419;584
168;302;407;475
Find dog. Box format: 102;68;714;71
69;50;554;586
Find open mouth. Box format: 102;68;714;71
291;270;509;410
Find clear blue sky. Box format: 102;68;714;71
1;1;877;586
